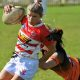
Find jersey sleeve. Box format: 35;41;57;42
40;25;54;46
21;16;27;24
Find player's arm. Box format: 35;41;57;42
2;4;25;25
39;40;57;70
3;4;13;14
39;28;64;70
39;50;64;70
39;26;56;67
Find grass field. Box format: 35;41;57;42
0;5;80;80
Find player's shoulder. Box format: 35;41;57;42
21;16;28;24
39;24;52;33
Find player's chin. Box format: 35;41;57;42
29;21;36;26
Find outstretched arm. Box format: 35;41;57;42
3;4;13;14
39;41;57;70
39;50;64;70
39;28;64;70
2;4;25;25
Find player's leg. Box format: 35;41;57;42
11;74;24;80
0;56;18;80
0;69;13;80
11;74;33;80
11;56;39;80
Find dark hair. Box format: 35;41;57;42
47;29;63;43
27;3;43;17
47;29;70;68
47;28;65;53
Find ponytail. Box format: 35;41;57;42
47;28;70;68
47;28;65;53
47;28;63;44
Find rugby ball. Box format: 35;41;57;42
2;6;25;24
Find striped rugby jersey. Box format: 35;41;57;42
15;17;53;59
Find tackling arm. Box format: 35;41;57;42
39;41;57;70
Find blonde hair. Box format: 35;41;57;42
27;3;43;17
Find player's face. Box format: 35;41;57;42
27;11;41;26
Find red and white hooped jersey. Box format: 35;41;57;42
15;17;54;59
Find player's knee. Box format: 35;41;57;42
0;76;4;80
0;74;4;80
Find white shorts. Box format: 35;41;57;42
4;55;39;80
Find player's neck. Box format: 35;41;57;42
29;20;42;26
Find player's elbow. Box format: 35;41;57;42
40;66;48;70
39;63;49;70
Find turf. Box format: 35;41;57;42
0;5;80;80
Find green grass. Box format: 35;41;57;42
0;5;80;80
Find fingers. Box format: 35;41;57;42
4;4;13;14
37;0;42;3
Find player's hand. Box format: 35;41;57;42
35;0;42;5
4;4;13;14
37;0;42;3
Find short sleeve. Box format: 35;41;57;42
21;16;27;24
40;25;54;46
